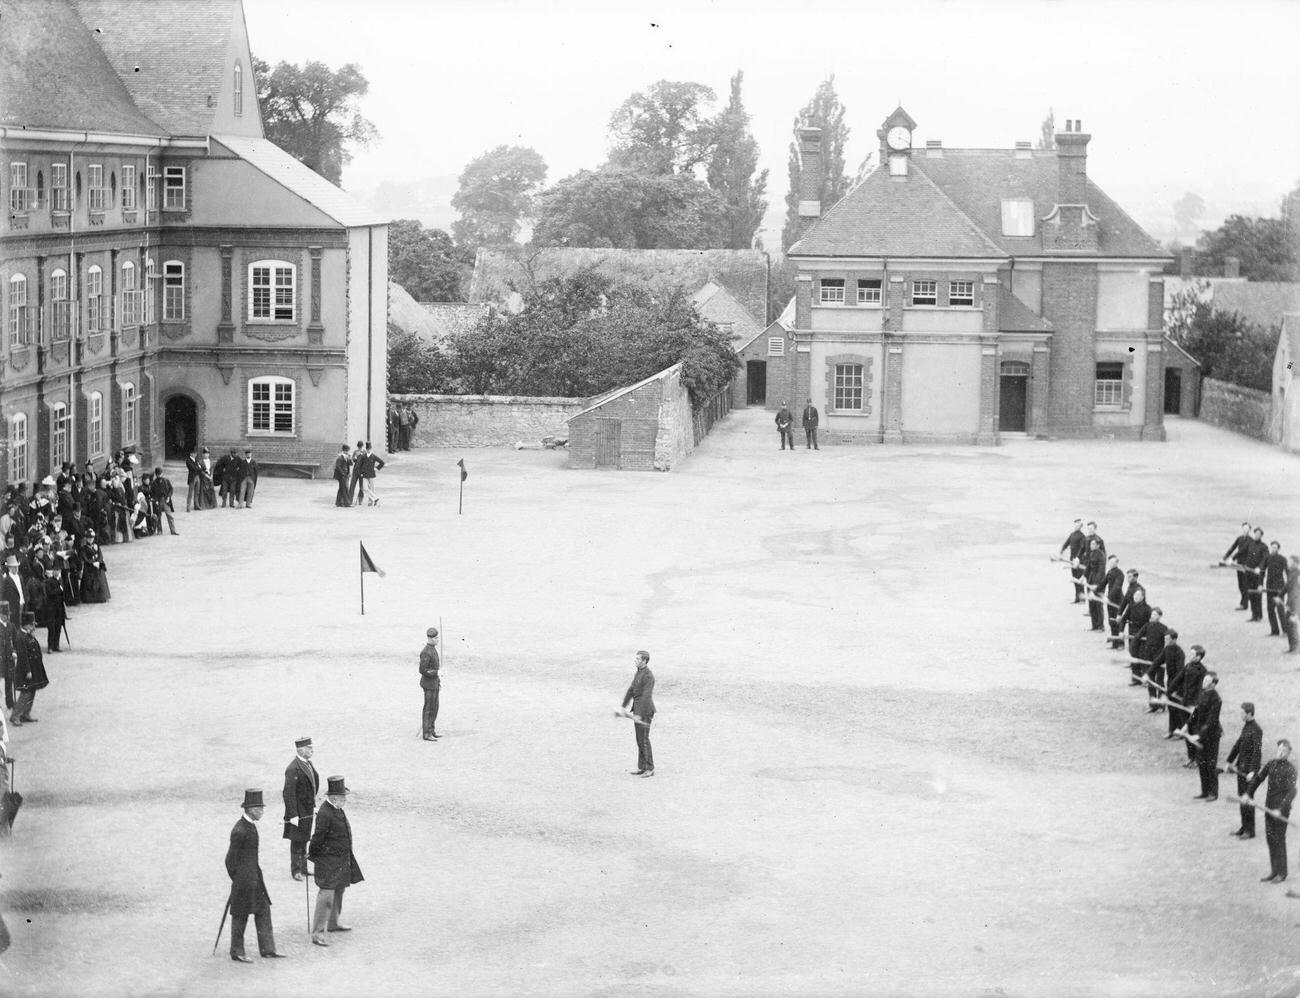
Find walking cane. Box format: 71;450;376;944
61;620;70;649
305;868;311;935
212;898;231;956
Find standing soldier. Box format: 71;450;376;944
1156;631;1187;735
774;403;795;452
396;406;411;451
1188;672;1223;802
1224;522;1254;610
1248;739;1298;883
622;650;656;778
282;736;319;881
1102;555;1125;649
225;789;284;962
1241;527;1268;622
1060;518;1086;604
420;627;441;741
1146;628;1182;715
1226;703;1263;839
801;398;820;450
1083;538;1107;632
309;776;364;946
1119;589;1152;685
1260;541;1290;638
1175;646;1209;766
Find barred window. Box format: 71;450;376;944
834;363;865;411
249;376;295;435
857;279;882;304
9;413;27;484
949;280;974;306
249;261;296;321
1095;362;1124;408
911;280;937;306
819;279;845;304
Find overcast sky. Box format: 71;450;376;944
244;0;1300;245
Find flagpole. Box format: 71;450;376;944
359;541;365;616
458;476;463;515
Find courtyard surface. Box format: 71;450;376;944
4;410;1300;998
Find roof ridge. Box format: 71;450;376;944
910;160;1007;256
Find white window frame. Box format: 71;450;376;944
819;279;846;305
1001;199;1035;237
50;268;71;341
163;166;186;210
949;280;975;307
8;274;28;346
123;382;137;443
51;403;68;467
52;162;69;211
248;376;295;436
145;258;156;324
767;337;785;357
163;261;184;321
88;392;104;456
856;279;882;305
121;164;137;210
121;261;138;327
834;363;865;411
9;413;27;484
911;280;937;306
8;162;31;212
1094;362;1125;408
234;62;243;116
87;265;103;333
88;163;107;211
248;260;297;322
146;167;158;211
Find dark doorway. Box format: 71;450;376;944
164;395;197;459
999;361;1029;432
746;360;767;405
594;419;622;468
1164;368;1182;415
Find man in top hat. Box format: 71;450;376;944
308;775;364;946
225;789;284;962
10;611;47;725
333;445;353;508
283;736;320;880
1226;703;1263;839
419;627;441;740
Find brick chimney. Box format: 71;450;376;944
797;125;823;235
1053;118;1090;204
1224;255;1241;279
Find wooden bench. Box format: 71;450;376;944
258;461;320;480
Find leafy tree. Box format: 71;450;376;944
1193;214;1295;281
387;324;455;394
532;169;726;249
706;71;768;250
1172;192;1205;242
1173;299;1277;391
450;145;548;252
445;268;740;405
1036;108;1055;151
607;81;718;176
781;76;850;252
252;57;378;185
388;220;463;302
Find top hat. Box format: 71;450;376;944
20;611;35;627
326;775;351;796
241;789;265;810
294;736;313;749
4;555;18;568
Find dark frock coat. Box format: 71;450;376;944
282;756;320;843
308;800;364;890
225;817;271;919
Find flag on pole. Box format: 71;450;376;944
457;459;468;482
360;542;385;578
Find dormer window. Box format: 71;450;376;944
1001;199;1035;237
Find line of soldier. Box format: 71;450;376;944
1060;518;1300;885
221;736;364;964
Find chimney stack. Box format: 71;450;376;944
1053;117;1091;204
797;125;823;234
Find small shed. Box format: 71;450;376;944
1273;313;1300;453
1162;336;1202;417
734;297;796;410
567;363;693;471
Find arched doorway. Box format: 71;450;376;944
164;395;197;459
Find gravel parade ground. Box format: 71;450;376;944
3;410;1300;998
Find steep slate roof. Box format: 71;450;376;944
791;148;1167;261
469;248;770;326
72;0;238;136
998;287;1053;333
0;0;163;134
213;135;387;227
691;281;764;340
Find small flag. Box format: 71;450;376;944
359;542;385;578
457;458;468;482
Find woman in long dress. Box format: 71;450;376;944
196;449;218;510
78;532;110;604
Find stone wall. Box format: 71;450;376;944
1198;377;1272;441
392;394;586;448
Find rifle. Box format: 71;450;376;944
1172;727;1202;746
1152;698;1193;715
1211;561;1260;574
1225;795;1300;828
1139;675;1167;694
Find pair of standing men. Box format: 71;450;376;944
348;442;386;507
773;401;821;450
213;449;258;509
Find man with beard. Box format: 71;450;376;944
282;736;320;881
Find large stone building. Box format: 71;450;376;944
0;0;388;483
784;108;1171;443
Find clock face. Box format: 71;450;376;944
886;126;911;151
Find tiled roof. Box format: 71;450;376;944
789;164;1005;259
1209;281;1300;331
569;363;682;421
998;287;1054;333
72;0;237;136
0;0;163;134
791;148;1167;261
213;135;387;228
469;247;770;326
691;281;764;340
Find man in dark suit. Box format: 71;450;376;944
333;445;352;508
1248;739;1298;883
185;448;201;512
1241;527;1268;622
1189;671;1223;802
0;604;15;711
347;440;365;506
282;736;320;881
1082;539;1107;631
10;612;46;725
1133;606;1167;696
622;650;657;778
1;555;24;622
1224;522;1253;610
1226;703;1263;839
1102;556;1125;649
150;468;178;535
309;775;364;947
1119;589;1152;685
1151;630;1185;731
1060;518;1086;603
775;403;795;451
225;789;283;962
801;398;820;450
359;443;385;507
1261;541;1290;637
1176;646;1208;766
419;627;441;740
